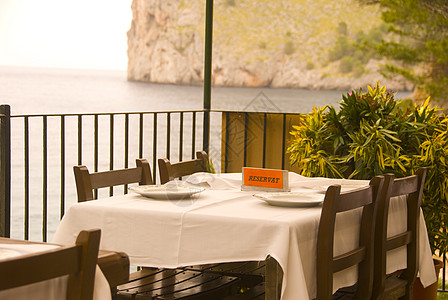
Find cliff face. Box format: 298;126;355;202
127;0;204;84
127;0;412;91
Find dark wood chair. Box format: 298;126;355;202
157;151;268;299
0;229;101;300
73;159;241;300
372;168;427;300
158;151;209;184
73;159;152;290
74;158;153;202
97;250;130;291
316;176;384;300
116;267;240;300
191;260;267;300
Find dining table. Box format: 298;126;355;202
52;172;437;300
0;237;111;300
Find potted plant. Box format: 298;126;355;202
287;82;447;297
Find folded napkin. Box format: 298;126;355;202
184;172;242;190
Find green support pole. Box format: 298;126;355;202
203;0;213;154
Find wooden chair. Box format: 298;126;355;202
190;260;267;300
316;176;384;300
73;159;241;300
74;158;153;202
117;261;266;300
158;151;209;184
97;250;130;292
0;229;101;300
372;168;427;300
157;151;269;299
73;160;151;290
116;267;241;300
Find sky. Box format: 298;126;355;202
0;0;133;70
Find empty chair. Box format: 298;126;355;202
190;260;267;300
158;151;269;299
74;158;152;202
73;159;241;300
73;159;153;289
372;168;427;300
316;176;384;300
158;151;209;184
0;229;101;300
116;267;240;300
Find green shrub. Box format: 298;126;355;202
339;56;355;73
354;49;370;64
306;62;315;70
338;21;348;36
353;64;365;78
367;26;384;43
329;24;387;72
329;36;351;62
288;82;448;255
284;41;295;55
356;30;367;43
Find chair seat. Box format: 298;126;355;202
333;284;356;299
380;274;407;300
97;250;130;288
116;267;241;300
223;282;265;300
189;261;267;300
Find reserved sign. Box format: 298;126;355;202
241;167;289;192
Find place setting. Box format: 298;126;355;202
252;184;370;208
253;191;324;207
245;168;371;208
240;167;322;208
128;184;205;200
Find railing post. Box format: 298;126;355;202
0;104;11;237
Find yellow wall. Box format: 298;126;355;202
221;112;302;173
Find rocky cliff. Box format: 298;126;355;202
127;0;412;91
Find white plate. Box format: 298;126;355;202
0;248;22;260
313;184;367;194
254;192;324;207
129;185;205;200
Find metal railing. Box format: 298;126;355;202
0;105;11;239
1;106;211;242
0;106;298;240
0;104;446;292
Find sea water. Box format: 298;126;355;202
0;66;410;241
0;65;352;115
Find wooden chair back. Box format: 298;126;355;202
316;176;384;300
158;151;209;184
0;229;101;300
372;168;427;300
74;158;152;202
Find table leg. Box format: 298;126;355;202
265;256;283;300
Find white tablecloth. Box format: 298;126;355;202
52;172;436;299
0;242;111;300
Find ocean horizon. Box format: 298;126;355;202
0;65;411;241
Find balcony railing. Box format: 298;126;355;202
0;104;445;292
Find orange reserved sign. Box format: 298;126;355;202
243;167;284;189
